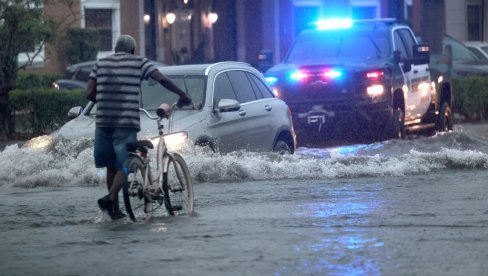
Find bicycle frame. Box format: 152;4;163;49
123;104;194;221
138;108;171;194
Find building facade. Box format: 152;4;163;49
20;0;488;74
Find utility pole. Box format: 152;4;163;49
412;0;445;54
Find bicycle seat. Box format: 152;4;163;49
126;140;154;152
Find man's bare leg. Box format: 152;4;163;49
108;169;125;213
106;167;123;213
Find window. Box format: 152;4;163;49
466;46;487;60
467;3;482;41
81;0;120;59
246;73;275;99
351;0;380;19
17;3;45;67
226;71;256;103
214;73;237;105
394;30;409;59
140;75;205;110
18;44;45;68
85;9;113;51
398;29;416;57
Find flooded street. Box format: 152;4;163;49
1;123;488;275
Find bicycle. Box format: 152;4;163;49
122;103;194;222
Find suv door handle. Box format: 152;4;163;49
265;105;272;111
238;110;246;116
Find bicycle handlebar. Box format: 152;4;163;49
139;107;159;120
140;100;193;121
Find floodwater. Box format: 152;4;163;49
1;123;488;275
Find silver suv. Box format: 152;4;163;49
54;62;296;154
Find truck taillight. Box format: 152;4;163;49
366;70;384;79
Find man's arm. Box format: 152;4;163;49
150;69;187;97
86;78;97;102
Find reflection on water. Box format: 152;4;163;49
282;186;384;275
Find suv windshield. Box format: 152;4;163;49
87;75;206;116
285;29;391;64
141;75;206;110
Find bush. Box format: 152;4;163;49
15;73;62;89
10;88;88;135
452;75;488;121
64;28;100;64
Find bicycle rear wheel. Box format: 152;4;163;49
163;153;194;216
122;156;150;222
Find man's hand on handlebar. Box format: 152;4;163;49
177;94;193;108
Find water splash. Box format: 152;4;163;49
1;129;487;188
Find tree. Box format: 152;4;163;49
0;0;77;140
64;27;100;64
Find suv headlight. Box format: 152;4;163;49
151;131;189;151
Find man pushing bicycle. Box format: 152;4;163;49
86;34;192;220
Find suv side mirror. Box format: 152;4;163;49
412;44;430;65
216;99;241;112
68;106;83;118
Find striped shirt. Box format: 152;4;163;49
89;53;157;130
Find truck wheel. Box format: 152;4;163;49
387;108;406;140
437;102;453;132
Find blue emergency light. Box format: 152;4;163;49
314;18;353;30
265;76;278;86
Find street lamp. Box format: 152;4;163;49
166;12;176;25
208;12;218;24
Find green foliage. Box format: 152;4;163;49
452;74;488;121
10;88;88;134
15;73;62;89
0;1;50;74
64;27;100;64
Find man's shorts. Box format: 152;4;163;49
94;127;138;171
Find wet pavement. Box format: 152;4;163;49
1;123;488;275
1;169;488;275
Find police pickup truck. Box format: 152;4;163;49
265;19;453;145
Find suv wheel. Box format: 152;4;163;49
273;140;292;155
437;102;453;132
387;108;406;140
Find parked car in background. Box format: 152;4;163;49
437;35;488;77
51;79;87;90
464;41;488;60
52;62;296;154
53;60;167;90
63;60;96;82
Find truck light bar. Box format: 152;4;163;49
314;19;353;30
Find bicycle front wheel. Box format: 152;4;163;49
122;156;150;222
163;153;194;216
